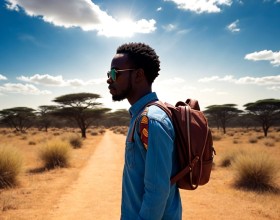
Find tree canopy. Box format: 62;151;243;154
52;93;110;138
204;104;243;134
244;99;280;136
0;107;36;132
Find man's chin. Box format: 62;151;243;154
112;95;126;102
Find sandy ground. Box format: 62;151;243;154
48;130;124;220
1;129;279;219
46;130;279;220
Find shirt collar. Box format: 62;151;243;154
129;92;158;118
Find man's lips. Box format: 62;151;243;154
108;86;116;93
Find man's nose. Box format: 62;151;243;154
107;77;113;84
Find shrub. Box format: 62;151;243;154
91;131;99;136
0;146;23;188
212;134;222;141
39;139;71;169
28;141;36;145
68;134;83;149
233;137;241;144
220;155;233;167
98;128;106;134
220;150;242;168
264;138;275;147
232;151;279;192
248;137;258;144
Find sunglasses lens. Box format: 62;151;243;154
107;69;116;81
111;69;116;81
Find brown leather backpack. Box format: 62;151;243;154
140;99;215;190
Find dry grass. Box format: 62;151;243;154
39;139;71;169
62;133;83;149
0;146;23;188
0;127;104;219
232;150;279;192
110;126;128;135
0;126;279;219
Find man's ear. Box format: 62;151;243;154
135;68;146;82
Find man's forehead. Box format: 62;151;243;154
111;53;130;67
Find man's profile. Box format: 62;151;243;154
107;42;182;220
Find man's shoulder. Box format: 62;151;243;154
146;105;172;126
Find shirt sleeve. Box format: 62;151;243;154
138;116;174;220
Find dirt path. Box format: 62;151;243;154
46;130;279;220
49;130;125;220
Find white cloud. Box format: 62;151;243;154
17;74;65;86
162;24;177;32
267;86;280;91
157;7;163;11
0;74;7;80
0;83;51;95
164;0;232;14
5;0;156;37
17;74;106;87
199;75;280;86
227;19;240;33
157;77;185;85
245;50;280;67
235;75;280;85
97;18;156;37
199;75;235;83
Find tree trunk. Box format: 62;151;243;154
263;126;269;137
81;128;87;138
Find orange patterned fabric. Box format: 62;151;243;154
140;115;149;150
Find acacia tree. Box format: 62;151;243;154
52;93;110;138
204;104;242;134
244;99;280;137
0;107;36;132
37;105;58;132
104;109;130;127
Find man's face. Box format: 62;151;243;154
107;53;135;101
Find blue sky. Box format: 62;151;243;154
0;0;279;111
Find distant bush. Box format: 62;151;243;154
110;126;128;135
90;131;99;136
220;150;242;168
212;134;222;141
39;139;71;169
232;151;279;192
0;146;23;188
248;137;258;144
98;128;106;134
68;134;83;149
232;137;241;144
28;141;36;145
264;138;275;147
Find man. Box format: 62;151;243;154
107;42;182;220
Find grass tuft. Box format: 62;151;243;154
220;150;243;168
39;139;71;169
212;134;222;141
232;151;279;192
0;146;23;188
248;137;258;144
68;134;83;149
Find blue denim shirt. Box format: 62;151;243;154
121;92;182;220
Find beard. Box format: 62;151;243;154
112;78;132;102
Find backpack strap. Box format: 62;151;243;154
127;101;171;148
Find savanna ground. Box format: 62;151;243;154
0;126;279;220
